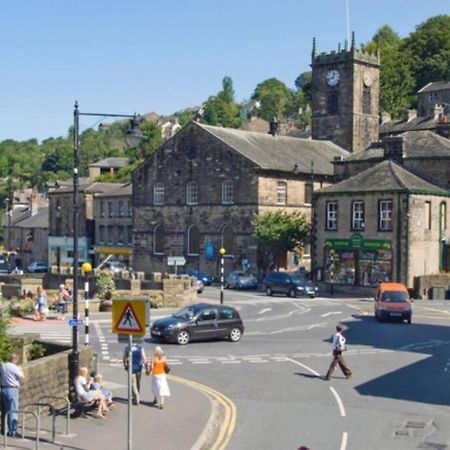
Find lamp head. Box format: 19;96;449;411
81;262;92;273
125;115;145;148
219;248;226;256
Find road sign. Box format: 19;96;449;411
112;299;147;336
167;256;186;266
68;319;83;326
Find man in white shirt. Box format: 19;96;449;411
325;325;352;381
1;354;25;437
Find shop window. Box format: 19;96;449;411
425;201;432;230
379;200;393;231
351;201;365;230
222;180;234;204
153;183;165;206
326;201;338;230
277;181;287;205
358;249;392;286
186;181;198;205
153;224;165;255
187;225;200;256
221;225;234;256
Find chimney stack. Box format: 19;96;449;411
269;117;279;136
383;135;404;164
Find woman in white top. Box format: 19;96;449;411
324;325;352;380
74;367;107;418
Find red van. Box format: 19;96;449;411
374;282;412;323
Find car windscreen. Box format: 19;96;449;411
380;291;409;302
173;305;202;319
290;275;307;284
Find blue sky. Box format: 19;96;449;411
1;0;448;142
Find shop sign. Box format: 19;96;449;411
326;234;391;250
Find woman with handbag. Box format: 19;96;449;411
150;346;171;409
325;325;352;380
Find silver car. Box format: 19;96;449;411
225;271;258;290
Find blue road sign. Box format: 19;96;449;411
68;319;83;326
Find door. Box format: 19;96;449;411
193;308;218;340
217;307;237;337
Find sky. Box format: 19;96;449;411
1;0;448;142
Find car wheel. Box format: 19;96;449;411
176;330;190;345
407;317;412;324
289;288;297;298
308;294;315;299
229;327;242;342
266;287;272;296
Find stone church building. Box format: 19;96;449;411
132;122;348;278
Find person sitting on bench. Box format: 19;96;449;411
74;367;108;419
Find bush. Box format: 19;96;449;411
8;298;35;317
96;273;116;300
0;315;14;362
27;342;46;361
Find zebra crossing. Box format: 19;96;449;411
8;318;73;344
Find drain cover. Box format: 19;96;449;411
395;430;410;437
406;421;426;429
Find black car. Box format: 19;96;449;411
264;272;318;298
150;303;244;345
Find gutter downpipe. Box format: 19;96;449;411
396;192;402;282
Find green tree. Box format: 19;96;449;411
252;210;310;270
252;78;293;121
403;15;450;92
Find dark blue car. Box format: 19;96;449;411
179;269;213;286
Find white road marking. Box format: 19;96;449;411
258;308;272;314
321;311;342;317
330;387;346;417
340;431;348;450
285;358;321;376
221;360;242;364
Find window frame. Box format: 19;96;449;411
277;181;287;205
153;224;165;255
325;201;338;231
378;199;393;231
222;180;234;205
187;225;200;256
351;200;365;231
153;182;165;206
186;181;198;205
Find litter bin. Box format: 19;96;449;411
431;286;446;300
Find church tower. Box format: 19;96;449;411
311;33;380;153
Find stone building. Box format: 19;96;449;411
417;81;450;119
93;183;133;266
88;157;129;178
311;35;380;153
132;121;349;278
313;159;450;289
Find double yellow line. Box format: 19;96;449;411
170;374;236;450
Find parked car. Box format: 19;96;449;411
178;269;213;286
264;272;318;298
103;261;128;273
374;282;412;323
150;303;244;345
196;279;205;294
26;261;48;273
225;271;258;290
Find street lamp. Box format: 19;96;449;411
81;262;92;346
69;101;144;396
219;247;226;304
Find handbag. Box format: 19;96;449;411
164;362;171;374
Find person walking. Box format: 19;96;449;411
325;325;352;381
0;354;25;437
150;346;171;409
34;286;47;321
57;284;70;320
123;343;146;405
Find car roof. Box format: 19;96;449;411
189;303;236;310
378;282;408;292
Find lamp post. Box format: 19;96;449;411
69;102;144;395
219;247;226;304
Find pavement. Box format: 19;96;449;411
4;310;230;450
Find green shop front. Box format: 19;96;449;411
325;234;392;287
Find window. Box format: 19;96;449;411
221;225;234;255
107;225;114;243
362;86;371;114
187;225;200;256
99;225;105;243
100;201;105;218
108;201;114;218
153;183;165;205
327;92;339;114
425;201;432;230
153;224;165;255
305;182;313;205
127;226;132;244
186;181;198;205
128;201;133;218
326;201;338;230
351;201;365;230
118;226;125;244
118;201;124;217
441;202;447;230
222;180;234;204
218;307;236;320
379;200;393;231
198;308;217;321
277;181;287;205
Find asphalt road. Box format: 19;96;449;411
91;287;450;450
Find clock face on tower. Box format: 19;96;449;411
326;69;340;86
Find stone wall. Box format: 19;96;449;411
413;274;450;299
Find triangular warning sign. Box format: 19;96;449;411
116;303;144;333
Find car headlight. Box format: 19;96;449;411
297;286;305;290
378;304;386;311
166;323;178;330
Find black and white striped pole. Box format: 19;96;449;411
219;247;226;304
81;262;92;345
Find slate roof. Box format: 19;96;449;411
418;81;450;93
316;159;450;196
196;123;349;176
95;183;132;198
3;207;30;227
18;207;49;229
89;157;129;168
343;131;450;163
379;116;437;135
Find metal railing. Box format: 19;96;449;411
38;395;71;436
3;409;39;449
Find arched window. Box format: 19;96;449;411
186;181;198;205
187;225;200;256
153;182;165;205
222;180;234;204
221;225;234;255
153;224;165;255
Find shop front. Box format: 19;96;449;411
324;234;392;287
95;245;132;266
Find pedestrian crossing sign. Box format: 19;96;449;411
112;300;147;336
